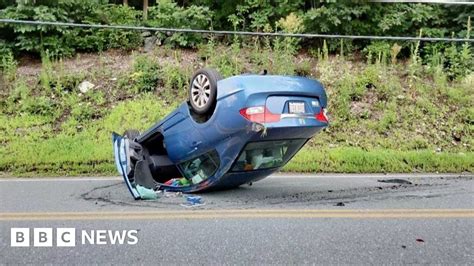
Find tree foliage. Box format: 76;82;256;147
0;0;472;78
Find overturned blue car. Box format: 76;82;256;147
113;68;328;199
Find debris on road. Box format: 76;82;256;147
335;202;345;207
416;238;425;243
161;191;183;198
187;196;202;205
164;178;191;187
377;178;413;185
136;185;159;200
180;196;205;208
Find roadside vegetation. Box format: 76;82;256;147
0;1;472;176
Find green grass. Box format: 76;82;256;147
0;96;176;176
285;147;473;173
0;45;473;176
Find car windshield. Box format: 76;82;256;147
232;139;307;172
179;150;220;184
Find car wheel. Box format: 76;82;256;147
124;129;140;141
189;68;222;115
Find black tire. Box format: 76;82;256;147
123;129;140;141
189;68;222;115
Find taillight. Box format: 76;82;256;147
315;108;328;123
239;106;281;123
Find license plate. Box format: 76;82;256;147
289;102;305;114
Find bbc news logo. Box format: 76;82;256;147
11;228;138;247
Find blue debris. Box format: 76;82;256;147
186;196;202;205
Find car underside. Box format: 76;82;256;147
113;68;328;199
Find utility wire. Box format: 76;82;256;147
370;0;474;4
0;19;472;43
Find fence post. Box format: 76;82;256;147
143;0;149;21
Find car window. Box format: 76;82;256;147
179;150;220;184
232;139;307;172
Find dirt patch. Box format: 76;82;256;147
16;49;134;77
350;89;384;120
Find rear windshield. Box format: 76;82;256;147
231;139;307;172
179;150;220;184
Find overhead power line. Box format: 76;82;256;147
0;19;472;43
370;0;474;4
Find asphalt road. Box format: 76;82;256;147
0;174;473;264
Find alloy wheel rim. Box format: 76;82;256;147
191;74;211;108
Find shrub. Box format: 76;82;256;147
161;63;189;91
85;4;142;51
363;41;391;65
0;46;17;82
0;1;142;56
444;41;473;81
276;12;305;52
147;0;213;48
123;54;161;93
1;3;75;57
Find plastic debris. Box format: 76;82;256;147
179;178;191;186
187;196;202;205
135;185;159;200
163;191;182;198
180;196;205;208
164;178;191;187
171;179;180;186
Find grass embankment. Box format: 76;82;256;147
0;45;473;176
